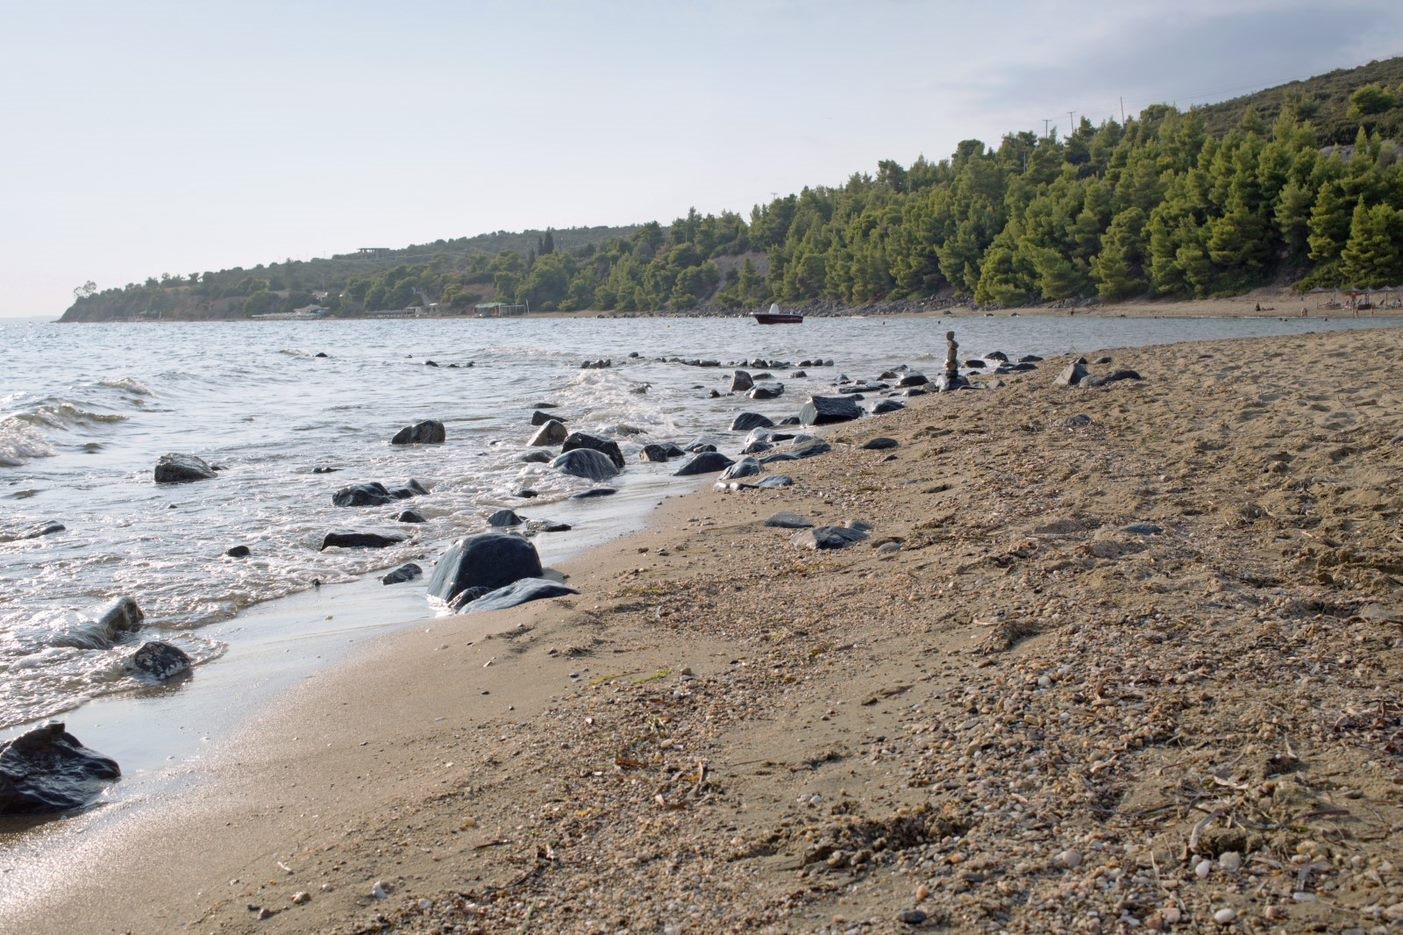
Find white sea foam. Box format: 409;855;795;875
0;419;57;466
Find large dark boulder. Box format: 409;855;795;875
427;533;544;604
487;509;523;527
747;383;784;400
675;452;736;476
730;412;774;432
730;370;754;392
49;597;144;650
551;448;620;481
799;396;862;426
390;420;445;445
562;432;624;469
126;641;191;681
0;723;121;814
154;453;216;484
719;457;763;480
319;531;406;550
896;373;929;387
462;578;580;613
872;400;906;415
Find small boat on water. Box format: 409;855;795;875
753;303;804;325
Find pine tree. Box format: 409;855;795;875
1339;201;1400;287
1091;208;1148;300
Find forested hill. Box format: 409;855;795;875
63;57;1403;322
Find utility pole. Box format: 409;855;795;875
1067;111;1076;135
1042;117;1051;137
1120;96;1126;124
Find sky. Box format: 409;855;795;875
1;0;1400;318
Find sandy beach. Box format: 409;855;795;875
5;324;1402;934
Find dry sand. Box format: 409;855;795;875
6;326;1402;934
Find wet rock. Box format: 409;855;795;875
516;488;538;498
8;521;65;541
570;487;617;499
896;373;929;387
447;586;491;611
49;597;144;650
639;443;685;462
730;370;754;392
319;531;406;550
861;437;900;450
126;640;191;681
934;373;970;391
154;453;216;484
718;457;763;480
331;480;426;507
530;409;565;426
872;400;906;414
747;383;784;400
1019;354;1043;363
462;577;580;613
986;351;1009;362
381;563;423;585
520;451;552;464
390;420;445;445
562;432;625;469
396;509;426;523
730;412;774;432
427;532;543;604
551;448;620;482
487;509;523;527
675;452;736;476
529;419;568;446
684;437;718;453
0;723;121;814
799;396;861;425
225;545;251;558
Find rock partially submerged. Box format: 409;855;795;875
675;452;736;476
551;449;620;481
529;419;568;446
320;531;406;550
427;532;544;605
0;723;121;814
381;563;423;585
390;420;446;445
332;480;427;507
562;432;625;469
126;641;191;681
48;597;144;650
799;396;862;426
154;453;216;484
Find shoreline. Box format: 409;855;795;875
4;326;1402;932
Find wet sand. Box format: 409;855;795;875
4;326;1402;933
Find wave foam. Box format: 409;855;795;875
0;419;56;467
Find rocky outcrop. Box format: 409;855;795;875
0;723;121;814
390;420;445;445
426;533;544;605
154;453;216;484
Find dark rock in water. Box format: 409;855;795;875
488;509;523;527
986;351;1010;362
747;383;784;400
551;448;620;481
872;400;906;415
570;487;617;499
896;373;929;387
394;479;429;498
10;521;65;541
719;457;763;480
154;453;216;484
463;577;580;613
792;525;870;550
427;532;543;603
0;723;121;814
837;382;886;395
730;370;754;392
675;452;735;476
320;531;405;550
1054;358;1089;387
531;409;565;426
730;412;775;432
516;488;538;499
1019;354;1043;363
396;509;426;523
126;641;191;681
1005;362;1038;373
381;563;423;585
741;439;773;455
48;597;144;650
225;545;251;558
964;359;986;369
529;419;568;446
799;395;862;425
424;360;439;367
757;475;794;489
447;586;492;611
533;402;558;410
390;420;446;445
314;352;329;358
1083;369;1143;388
790;369;807;378
684;437;718;453
861;437;900;450
777;416;801;426
765;512;813;529
639;443;685;462
332;482;399;507
520;450;552;464
312;465;339;474
562;432;625;469
525;519;572;535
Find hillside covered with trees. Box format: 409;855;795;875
63;58;1403;322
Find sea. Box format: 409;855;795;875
3;311;1401;742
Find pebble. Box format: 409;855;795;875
898;909;927;925
1214;907;1236;925
1195;859;1212;879
1056;849;1082;869
915;884;930;901
1384;903;1403;922
371;881;390;900
1219;851;1242;873
291;891;310;905
257;907;275;920
1161;907;1181;925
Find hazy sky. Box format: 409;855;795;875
2;0;1400;318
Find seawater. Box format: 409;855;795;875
3;313;1400;734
